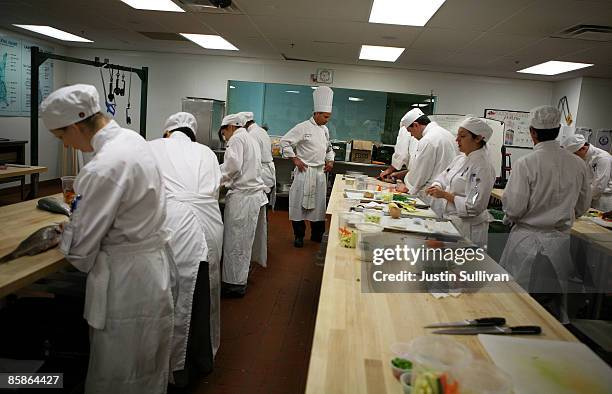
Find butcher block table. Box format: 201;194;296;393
0;165;48;200
0;194;68;298
305;175;577;394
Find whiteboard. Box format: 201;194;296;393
484;109;531;148
429;114;504;176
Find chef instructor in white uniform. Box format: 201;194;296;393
427;117;496;248
396;108;457;203
219;114;268;297
379;124;414;180
149;112;224;386
280;86;335;248
562;134;612;212
500;106;591;322
41;84;174;393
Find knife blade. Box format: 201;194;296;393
424;317;506;328
432;325;542;335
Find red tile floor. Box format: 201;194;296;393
1;183;324;394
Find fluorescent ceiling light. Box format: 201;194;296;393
13;25;92;42
118;0;184;12
229;85;235;89
425;98;435;103
285;90;300;94
411;103;428;107
359;45;405;62
348;97;364;102
180;33;238;51
517;60;593;75
369;0;446;26
311;87;318;89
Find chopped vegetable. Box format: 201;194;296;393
393;193;412;202
364;212;381;224
392;357;413;370
338;227;357;248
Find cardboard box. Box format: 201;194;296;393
349;140;374;163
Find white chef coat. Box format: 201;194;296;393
585;145;612;211
430;147;496;248
500;141;591;306
221;128;268;285
149;131;224;369
391;126;413;170
60;120;173;394
281;117;334;221
405;122;458;203
247;123;276;191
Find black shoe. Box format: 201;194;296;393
294;237;304;248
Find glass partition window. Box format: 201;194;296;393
227;80;435;144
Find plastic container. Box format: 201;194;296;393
355;175;368;190
400;372;412;394
364;209;382;224
390;342;413;381
355;222;384;262
338;212;361;248
61;176;76;205
410;336;472;392
451;360;513;394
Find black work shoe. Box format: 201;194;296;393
294;237;304;248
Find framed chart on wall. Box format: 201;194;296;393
484;109;531;148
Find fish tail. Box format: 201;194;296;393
0;253;15;264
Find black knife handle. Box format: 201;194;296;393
474;317;506;326
509;326;542;335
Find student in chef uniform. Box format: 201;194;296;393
239;111;276;208
219;114;268;297
149;112;224;386
379;124;414;179
426;117;496;248
561;134;612;212
40;84;174;394
395;108;457;203
500;106;591;323
280;86;335;248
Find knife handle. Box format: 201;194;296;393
509;326;541;335
474;317;506;326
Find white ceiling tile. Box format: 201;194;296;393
461;33;542;56
428;0;534;31
409;28;482;51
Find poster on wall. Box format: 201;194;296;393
0;34;53;117
484;109;531;148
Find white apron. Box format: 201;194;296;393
222;189;268;285
165;191;224;369
84;232;175;394
288;165;327;222
263;161;277;209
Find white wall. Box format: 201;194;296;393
0;28;67;188
551;77;582;126
576;77;612;131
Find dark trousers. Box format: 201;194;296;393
172;262;213;388
292;220;325;240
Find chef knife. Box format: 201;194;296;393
432;325;542;335
424;317;506;328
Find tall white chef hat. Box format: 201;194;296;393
400;108;424;128
237;111;254;123
529;105;561;129
40;84;101;130
164;112;198;135
561;134;587;153
459;116;493;141
313;86;334;113
221;113;244;127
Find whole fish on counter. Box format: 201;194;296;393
37;197;71;216
0;224;62;264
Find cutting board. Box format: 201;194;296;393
479;335;612;394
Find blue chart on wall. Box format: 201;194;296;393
0;34;53;117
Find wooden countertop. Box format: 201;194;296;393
306;175;576;394
0;166;47;179
0;194;68;298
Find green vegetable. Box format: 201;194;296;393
364;212;381;224
393;193;411;202
392;357;413;370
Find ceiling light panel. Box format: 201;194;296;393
118;0;185;12
359;45;405;62
180;33;239;50
517;60;593;75
13;25;93;42
369;0;446;27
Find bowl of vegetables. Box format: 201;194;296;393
391;357;413;381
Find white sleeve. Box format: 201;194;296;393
221;138;244;185
60;172;124;272
392;129;410;170
591;155;611;199
454;163;496;218
325;127;335;162
577;161;593;217
280;124;303;159
406;141;435;195
502;159;530;222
